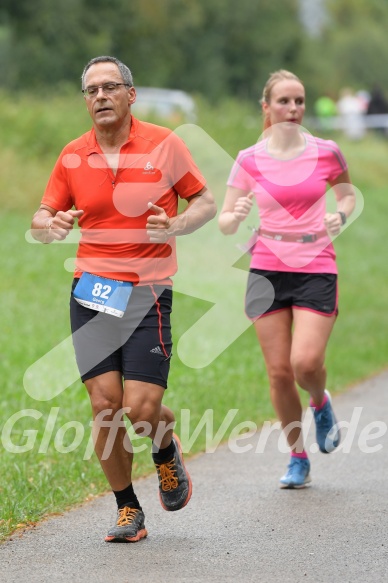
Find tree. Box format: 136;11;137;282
2;0;387;105
0;0;304;101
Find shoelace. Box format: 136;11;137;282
155;458;179;491
117;506;138;527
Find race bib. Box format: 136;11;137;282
73;273;133;318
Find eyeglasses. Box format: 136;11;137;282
82;82;130;98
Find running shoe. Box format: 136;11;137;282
105;507;148;543
154;433;192;511
280;457;311;489
312;390;341;453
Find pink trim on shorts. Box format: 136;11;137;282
248;304;338;322
293;306;338;317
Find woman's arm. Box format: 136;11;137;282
218;187;254;235
324;169;356;236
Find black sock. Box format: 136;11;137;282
152;439;175;464
113;483;142;511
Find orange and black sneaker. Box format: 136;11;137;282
105;507;148;543
154;434;192;511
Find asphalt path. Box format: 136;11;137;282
1;372;387;582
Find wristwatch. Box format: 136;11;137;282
337;211;347;225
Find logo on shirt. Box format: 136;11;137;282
144;161;155;172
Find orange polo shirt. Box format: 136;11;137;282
41;116;206;285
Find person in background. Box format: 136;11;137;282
31;56;216;542
366;85;388;136
219;70;356;488
336;87;365;140
313;93;337;131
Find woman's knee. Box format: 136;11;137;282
267;365;295;391
292;353;324;384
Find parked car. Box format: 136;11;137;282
132;87;197;123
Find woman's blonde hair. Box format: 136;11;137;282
261;70;304;130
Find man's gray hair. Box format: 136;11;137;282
81;56;133;89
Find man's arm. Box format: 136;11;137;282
146;187;217;243
31;205;84;244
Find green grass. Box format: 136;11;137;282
1;93;388;540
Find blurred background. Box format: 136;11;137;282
1;0;388;105
1;0;388;212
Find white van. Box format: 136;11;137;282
132;87;197;123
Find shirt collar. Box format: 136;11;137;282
86;116;138;156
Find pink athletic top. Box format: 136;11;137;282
227;134;348;273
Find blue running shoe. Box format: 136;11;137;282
280;457;311;489
312;390;341;453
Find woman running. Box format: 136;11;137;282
219;70;356;488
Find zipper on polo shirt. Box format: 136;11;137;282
110;166;122;187
104;156;120;187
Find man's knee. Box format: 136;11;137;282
85;375;123;417
125;402;159;435
123;380;165;433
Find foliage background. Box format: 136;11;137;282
1;0;388;105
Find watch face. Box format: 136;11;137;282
339;211;346;225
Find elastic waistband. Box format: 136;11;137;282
258;228;329;243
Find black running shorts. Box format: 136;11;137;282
70;280;172;387
245;269;338;320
